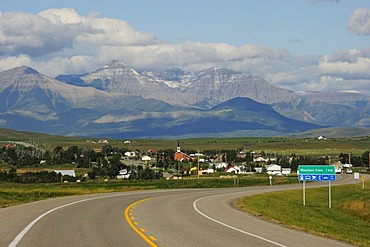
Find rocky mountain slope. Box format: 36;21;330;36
0;67;116;119
1;61;369;138
62;60;191;107
62;62;369;128
76;97;323;138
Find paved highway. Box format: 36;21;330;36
0;174;358;247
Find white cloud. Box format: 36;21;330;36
0;11;97;57
96;42;292;76
0;55;32;71
39;8;84;24
34;55;101;76
0;8;369;96
0;8;158;58
319;49;370;79
348;8;370;36
40;8;158;46
317;76;370;94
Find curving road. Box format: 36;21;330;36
0;174;358;247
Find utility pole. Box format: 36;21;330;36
197;149;200;180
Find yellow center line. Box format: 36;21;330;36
124;198;158;247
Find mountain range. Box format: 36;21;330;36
0;60;369;138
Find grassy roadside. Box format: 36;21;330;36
2;174;369;246
0;175;297;208
236;181;370;247
0;180;167;208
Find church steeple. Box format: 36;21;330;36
177;140;181;152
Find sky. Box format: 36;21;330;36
1;0;370;95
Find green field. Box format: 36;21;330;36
0;174;297;208
237;181;370;247
1;128;370;158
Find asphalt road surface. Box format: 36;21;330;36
0;174;358;247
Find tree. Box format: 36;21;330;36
8;167;17;182
51;146;64;165
339;153;350;164
361;150;370;169
107;153;121;178
41;150;52;166
6;148;19;167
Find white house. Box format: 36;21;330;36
200;168;215;174
210;162;228;170
225;165;249;174
253;157;266;162
124;151;136;157
281;168;291;175
254;167;263;173
141;155;152;161
265;164;282;175
226;166;241;174
332;161;343;173
117;169;131;179
253;156;277;163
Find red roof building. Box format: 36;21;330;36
174;141;193;162
6;144;15;149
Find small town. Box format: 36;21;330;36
1;138;368;183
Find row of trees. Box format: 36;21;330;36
3;144;368;169
0;168;76;183
0;145;163;181
1;144;369;183
0;145;121;168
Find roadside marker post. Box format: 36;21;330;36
298;165;336;208
361;176;366;190
354;172;360;191
303;181;306;206
329;181;331;209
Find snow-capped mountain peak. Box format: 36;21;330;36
1;63;369;138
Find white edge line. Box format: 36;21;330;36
8;189;177;247
193;194;287;247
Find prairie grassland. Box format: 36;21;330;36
339;200;370;222
237;181;370;247
1;129;369;157
0;174;297;208
0;181;151;208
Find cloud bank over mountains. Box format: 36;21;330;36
0;7;369;95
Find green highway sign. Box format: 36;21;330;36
298;165;336;208
298;165;335;175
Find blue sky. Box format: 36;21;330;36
1;0;368;54
1;0;370;94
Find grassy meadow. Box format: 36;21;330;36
0;174;298;208
237;181;370;247
1;128;370;158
